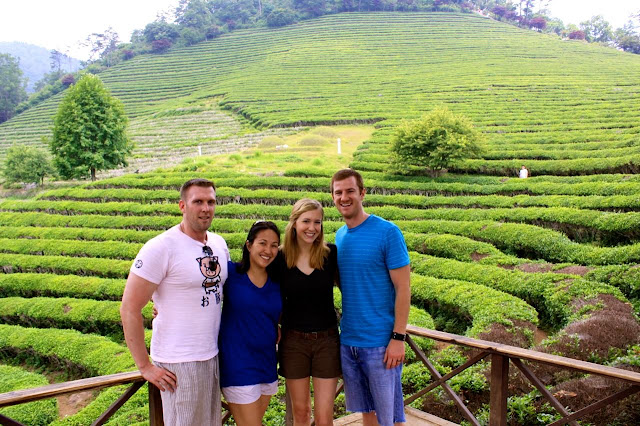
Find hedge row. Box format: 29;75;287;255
34;184;640;211
0;365;58;426
409;252;625;329
397;220;640;265
0;324;135;376
5;200;640;243
0;251;244;279
0;237;141;260
0;253;131;278
410;273;538;338
3;217;638;267
0;297;152;340
0;225;159;244
0;273;125;300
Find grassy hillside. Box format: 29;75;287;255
1;12;639;175
1;12;639;425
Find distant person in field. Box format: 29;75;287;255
519;165;529;179
330;169;411;426
272;198;341;426
121;178;229;425
218;220;282;426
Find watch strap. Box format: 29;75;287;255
391;332;406;341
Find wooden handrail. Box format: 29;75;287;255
407;325;640;384
0;371;143;408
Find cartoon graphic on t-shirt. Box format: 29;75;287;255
197;255;222;304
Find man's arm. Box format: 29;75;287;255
120;272;177;392
384;264;411;369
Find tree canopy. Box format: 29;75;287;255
392;107;484;176
2;145;54;185
0;53;28;123
50;74;133;181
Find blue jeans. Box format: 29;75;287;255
340;344;405;425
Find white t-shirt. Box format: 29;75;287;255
130;225;230;363
519;168;528;179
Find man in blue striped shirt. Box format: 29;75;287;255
331;169;411;426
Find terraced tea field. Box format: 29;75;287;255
1;13;640;175
1;11;639;425
1;151;639;423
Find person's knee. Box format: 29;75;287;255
313;410;333;426
292;400;311;421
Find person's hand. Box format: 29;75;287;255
141;364;177;392
152;304;158;318
276;325;281;344
383;339;405;369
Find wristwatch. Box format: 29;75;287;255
391;332;406;341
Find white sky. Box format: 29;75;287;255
546;0;637;29
0;0;179;59
0;0;637;61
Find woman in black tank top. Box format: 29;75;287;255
273;198;341;426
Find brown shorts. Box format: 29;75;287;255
278;328;341;379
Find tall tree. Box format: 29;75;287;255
580;15;613;43
0;53;28;123
50;74;133;181
83;27;120;66
614;22;640;54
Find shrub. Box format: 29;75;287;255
61;73;75;86
0;365;57;425
2;145;55;185
151;39;172;52
122;49;135;60
530;17;547;31
569;30;586;40
392;107;484;176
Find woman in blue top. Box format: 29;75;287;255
218;221;282;426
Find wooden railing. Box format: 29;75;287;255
403;326;640;426
1;325;639;426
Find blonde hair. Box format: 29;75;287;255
283;198;330;270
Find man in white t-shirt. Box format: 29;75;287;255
121;178;229;425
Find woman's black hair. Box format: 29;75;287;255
237;221;281;273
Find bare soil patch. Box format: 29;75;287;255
470;252;490;262
57;390;95;419
517;263;553;273
554;265;592;276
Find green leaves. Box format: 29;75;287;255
392;107;484;175
51;74;133;181
2;144;54;185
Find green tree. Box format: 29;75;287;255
3;145;55;185
392;107;484;176
614;22;640;54
580;15;613;43
50;74;133;181
266;8;297;27
0;53;28;123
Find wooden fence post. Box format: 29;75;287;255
490;354;509;426
148;383;164;426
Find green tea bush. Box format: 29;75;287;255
0;365;58;425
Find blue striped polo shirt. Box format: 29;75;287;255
335;214;410;347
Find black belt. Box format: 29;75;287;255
285;328;338;340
